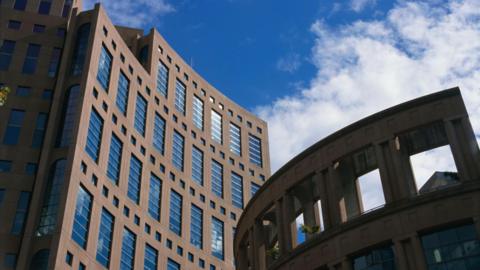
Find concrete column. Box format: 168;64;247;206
253;220;266;270
282;193;294;251
341;257;353;270
247;228;256;270
303;200;317;240
410;234;428;270
327;167;344;224
444;119;469;181
275;199;288;255
393;238;409;270
374;142;395;203
389;138;417;198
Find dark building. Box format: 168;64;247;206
234;88;480;270
0;0;270;269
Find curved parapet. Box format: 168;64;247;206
234;88;480;270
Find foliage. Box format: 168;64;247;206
0;86;11;106
300;224;320;234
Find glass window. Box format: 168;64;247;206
4;253;17;268
190;203;203;249
33;24;46;33
211;110;223;144
97;45;112;90
36;159;66;236
421;223;480;269
56;85;80;147
107;133;122;184
14;0;27;10
148;173;162;221
95;208;114;268
138;46;149;66
85;108;103;162
0;160;12;172
48;47;61;77
251;182;260;197
172;131;185;171
11;191;31;235
127;155;142;204
193;96;204;130
192;146;204;186
32;113;48;148
229;123;241;156
169;189;182;236
29;249;49;270
3;109;25;145
38;0;52;14
352;245;396;270
211;159;223;198
22;43;41;74
62;0;73;17
156;61;169;97
8;20;21;30
120;227;136;270
42;89;53;100
167;258;180;270
71;24;91;75
231;172;243;209
211;217;224;260
249;134;263;167
16;86;31;96
144;244;158;270
0;40;16;71
116;71;129;115
175;79;186;115
71;186;92;248
153;113;166;155
134;94;147;136
25;163;37;175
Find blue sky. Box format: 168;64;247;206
85;0;480;178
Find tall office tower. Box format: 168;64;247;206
0;1;270;269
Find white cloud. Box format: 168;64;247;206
350;0;376;12
257;0;480;175
276;53;302;73
83;0;174;28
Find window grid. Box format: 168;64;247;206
116;71;129;115
211;160;224;198
231;172;244;209
3;109;25;145
95;208;114;268
48;47;61;77
107;133;122;184
193;96;204;130
192;146;204;186
157;61;169;97
71;186;92;248
167;258;181;270
0;40;16;71
144;244;158;270
32;113;48;148
97;45;112;90
251;182;260;197
211;110;223;144
56;85;80;147
211;217;225;260
175;80;186;115
134;94;147;136
85;108;103;162
148;174;162;221
153;113;166;155
172;131;185;171
169;190;183;236
11;191;31;235
22;43;41;74
248;134;263;167
71;24;90;75
120;227;136;270
190;203;203;249
229;123;241;156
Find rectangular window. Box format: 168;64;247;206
169;189;182;236
120;227;136;270
249;134;263;167
31;113;48;148
127;155;142;204
167;258;181;270
172;130;185;171
38;0;52;14
3;109;25;145
231;172;244;209
8;20;22;30
48;47;61;77
14;0;27;10
352;245;395;270
16;86;31;96
211;110;223;144
62;0;72;17
190;204;203;249
71;186;92;248
229;123;241;156
116;71;129;115
144;244;158;270
156;61;169;97
0;160;12;172
107;133;122;184
85;108;103;162
0;189;5;207
10;191;31;235
191;146;204;186
211;217;224;260
153;113;166;155
193;96;204;130
0;40;16;71
71;24;90;75
33;24;46;33
95;208;114;268
148;173;162;221
211;159;224;198
97;45;112;90
22;43;41;74
251;182;260;197
175;79;186;115
134;94;147;136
